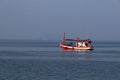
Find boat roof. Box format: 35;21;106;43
65;39;89;42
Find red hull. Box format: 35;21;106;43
60;43;93;50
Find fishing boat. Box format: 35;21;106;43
60;33;93;50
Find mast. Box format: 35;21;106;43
63;33;66;42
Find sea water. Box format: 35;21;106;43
0;40;120;80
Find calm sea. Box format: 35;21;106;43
0;40;120;80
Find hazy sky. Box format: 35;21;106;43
0;0;120;41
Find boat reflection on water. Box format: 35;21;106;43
60;48;93;61
61;48;93;54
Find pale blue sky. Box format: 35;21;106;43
0;0;120;41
